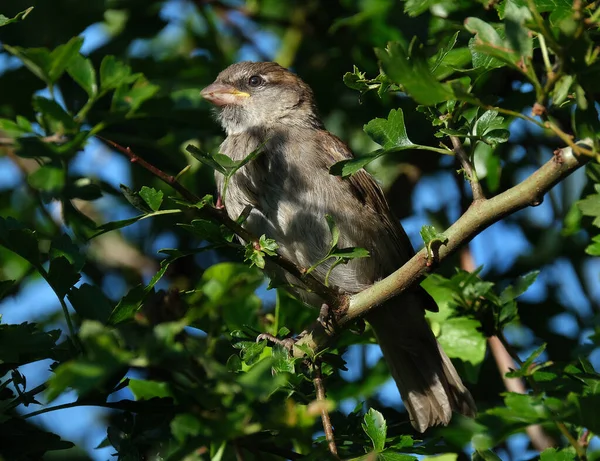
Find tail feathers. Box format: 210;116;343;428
368;299;476;432
385;341;476;432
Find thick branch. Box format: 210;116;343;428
293;141;590;356
451;136;485;201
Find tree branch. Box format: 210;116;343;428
292;141;590;356
451;136;485;201
313;361;338;458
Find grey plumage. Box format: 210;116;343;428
201;61;476;431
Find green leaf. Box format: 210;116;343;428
3;45;51;83
0;217;41;269
0;323;60;366
577;185;600;227
0;118;31;137
506;343;547;378
376;43;455;105
585;234;600;256
32;96;78;134
27;165;65;191
112;75;159;115
186;144;227;174
465;18;519;67
362;408;387;452
472;451;502;461
100;55;136;91
48;37;83;83
325;214;340;250
330;247;370;259
128;379;173;400
47;256;80;297
364;108;414;150
552;75;573;107
503;0;533;59
107;285;145;325
139;186;163;212
330;109;419;177
68;284;113;323
539;447;577;461
0;7;34;27
438;318;486;366
170;414;202;443
120;183;152;213
89;209;181;239
500;271;540;303
67;53;97;97
420;225;448;259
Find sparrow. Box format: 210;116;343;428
201;61;476;432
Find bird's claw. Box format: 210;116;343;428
256;333;296;352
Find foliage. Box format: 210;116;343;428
0;0;599;460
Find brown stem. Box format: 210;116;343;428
450;136;485;201
97;136;338;303
313;361;338;458
488;336;555;451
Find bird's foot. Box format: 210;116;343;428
256;333;296;352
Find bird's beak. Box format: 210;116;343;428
200;82;250;107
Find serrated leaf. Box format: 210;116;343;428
68;284;113;324
139;186;163;212
578;185;600;227
67;53;97;97
362;408;387;452
364;108;414;150
500;271;540;303
112;76;159;115
100;55;135;91
585;234;600;256
376;43;455;105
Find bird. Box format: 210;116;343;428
200;61;476;432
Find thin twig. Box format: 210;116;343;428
96;136;338;304
450;136;485;201
313;360;338;458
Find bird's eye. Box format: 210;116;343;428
248;75;263;87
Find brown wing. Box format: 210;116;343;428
317;130;439;312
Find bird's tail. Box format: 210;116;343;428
366;292;476;432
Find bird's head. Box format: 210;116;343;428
201;61;322;135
